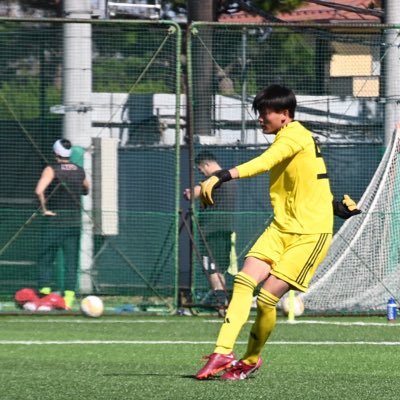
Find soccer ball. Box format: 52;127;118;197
281;294;305;317
80;296;104;318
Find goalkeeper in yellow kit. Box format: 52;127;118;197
195;84;360;381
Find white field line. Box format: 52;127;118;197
0;340;400;346
2;319;399;327
2;319;167;323
206;319;400;327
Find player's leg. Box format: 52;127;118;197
195;256;270;379
244;276;288;361
271;232;332;292
222;232;332;380
209;272;225;291
37;224;62;294
221;276;289;380
219;224;283;359
195;225;285;380
215;256;272;352
211;231;231;306
62;227;80;308
201;232;230;306
204;272;226;311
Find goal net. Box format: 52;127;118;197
303;128;400;314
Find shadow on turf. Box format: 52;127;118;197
103;373;216;380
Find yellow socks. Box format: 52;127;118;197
63;290;76;309
242;287;279;365
214;272;257;354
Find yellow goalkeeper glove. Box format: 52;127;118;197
333;194;361;219
200;169;232;207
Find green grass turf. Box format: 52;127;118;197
0;315;399;400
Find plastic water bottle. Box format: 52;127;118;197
387;298;397;322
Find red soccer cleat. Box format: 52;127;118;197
220;357;263;381
195;352;237;380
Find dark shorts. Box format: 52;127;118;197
202;231;232;274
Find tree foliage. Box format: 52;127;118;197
163;0;305;16
246;0;305;14
208;25;318;96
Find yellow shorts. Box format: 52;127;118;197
246;225;332;292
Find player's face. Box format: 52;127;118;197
258;108;289;134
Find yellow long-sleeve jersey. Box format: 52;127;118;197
236;121;333;234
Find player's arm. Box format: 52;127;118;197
82;177;90;195
333;194;361;219
35;166;56;216
183;185;201;200
200;170;233;206
200;139;300;206
235;139;301;178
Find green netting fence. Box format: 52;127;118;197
0;18;398;315
187;23;393;311
0;18;181;312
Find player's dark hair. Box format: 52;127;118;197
252;84;297;118
54;138;72;160
195;150;217;165
59;139;72;150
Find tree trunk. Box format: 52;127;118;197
188;0;217;136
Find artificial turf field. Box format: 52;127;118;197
0;315;399;400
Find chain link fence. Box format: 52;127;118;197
0;18;181;312
187;23;391;310
0;18;397;314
